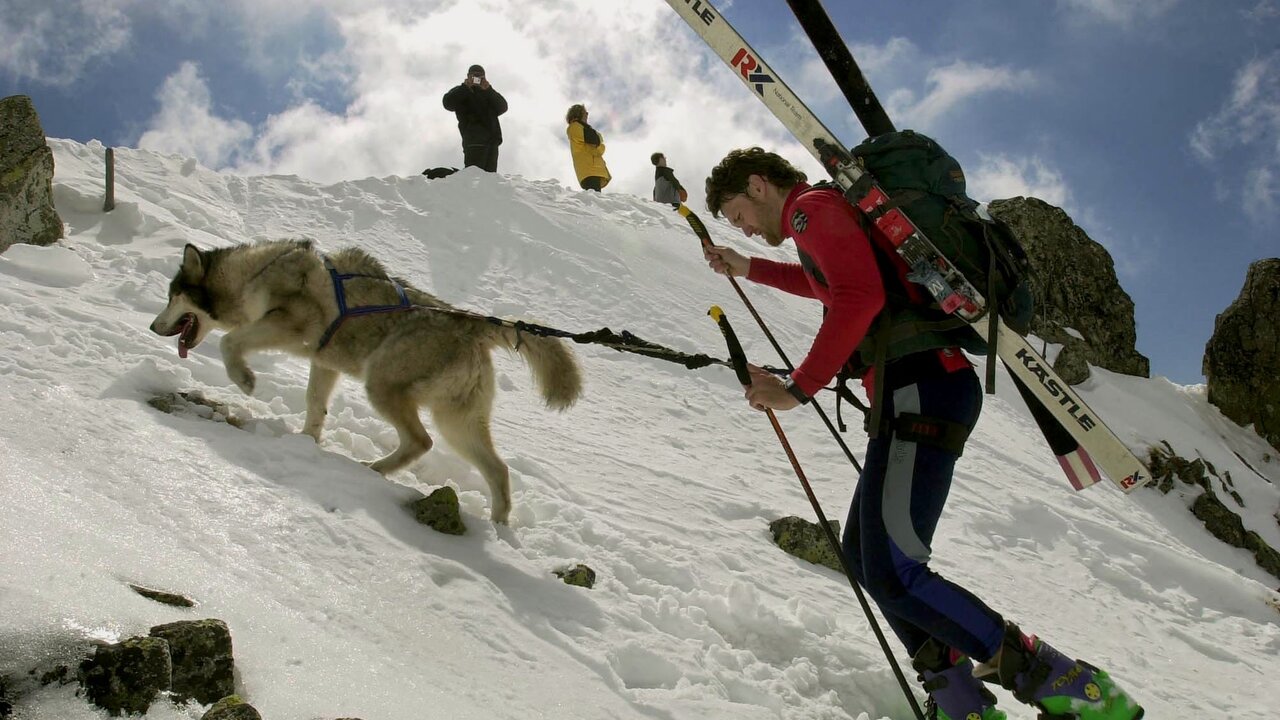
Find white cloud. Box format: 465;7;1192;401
122;0;825;212
888;61;1036;130
1189;53;1280;223
0;0;132;86
1243;166;1278;221
1057;0;1179;27
136;62;253;169
966;154;1072;208
1244;0;1280;21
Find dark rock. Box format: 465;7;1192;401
149;619;234;705
988;197;1148;378
1245;532;1280;578
201;695;262;720
769;516;843;573
553;564;596;589
78;636;171;716
0;95;63;253
1192;492;1280;582
38;665;70;685
408;487;466;535
0;675;11;718
1192;492;1246;546
147;391;246;429
129;583;195;608
1053;339;1091;385
1204;258;1280;451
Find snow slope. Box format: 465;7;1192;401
1;140;1277;719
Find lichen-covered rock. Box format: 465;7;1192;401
408;486;466;535
200;695;262;720
0;95;63;253
769;516;843;573
78;636;171;716
129;583;195;608
988;197;1148;378
1191;492;1280;582
149;619;234;705
1053;338;1091;386
1204;258;1280;452
553;564;596;589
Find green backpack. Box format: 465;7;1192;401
839;130;1035;432
850;129;1033;338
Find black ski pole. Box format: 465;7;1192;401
680;205;863;474
784;0;895;137
708;306;926;720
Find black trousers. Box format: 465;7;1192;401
462;144;499;172
580;176;604;192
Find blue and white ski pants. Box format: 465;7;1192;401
841;358;1005;662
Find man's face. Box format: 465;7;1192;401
720;177;785;246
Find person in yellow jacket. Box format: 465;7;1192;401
565;104;611;192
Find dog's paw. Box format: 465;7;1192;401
226;363;256;395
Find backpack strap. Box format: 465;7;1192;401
866;313;891;437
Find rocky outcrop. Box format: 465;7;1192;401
988;197;1148;381
1204;258;1280;451
1148;442;1280;581
0;95;63;253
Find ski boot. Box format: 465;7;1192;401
912;638;1007;720
978;622;1144;720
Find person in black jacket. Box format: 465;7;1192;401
441;64;508;172
650;152;687;205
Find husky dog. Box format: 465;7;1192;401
149;239;583;523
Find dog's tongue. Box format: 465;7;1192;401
176;315;194;359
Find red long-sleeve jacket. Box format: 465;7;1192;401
746;183;967;398
746;183;884;398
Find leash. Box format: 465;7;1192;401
314;254;788;375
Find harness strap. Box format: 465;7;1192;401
887;412;972;456
317;257;413;350
866;315;891;437
832;374;869;433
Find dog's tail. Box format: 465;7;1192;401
501;328;583;411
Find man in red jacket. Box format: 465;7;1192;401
701;147;1142;720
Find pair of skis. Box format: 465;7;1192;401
666;0;1148;494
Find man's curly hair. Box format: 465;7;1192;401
704;147;807;217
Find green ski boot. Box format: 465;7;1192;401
981;622;1143;720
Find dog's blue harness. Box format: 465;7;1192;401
317;257;413;350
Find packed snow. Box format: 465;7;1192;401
1;140;1277;719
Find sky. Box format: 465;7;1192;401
2;0;1279;385
1;138;1278;719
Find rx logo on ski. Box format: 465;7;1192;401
730;48;775;96
791;208;808;234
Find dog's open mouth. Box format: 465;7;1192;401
176;314;199;358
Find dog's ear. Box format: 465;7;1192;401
180;244;205;280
